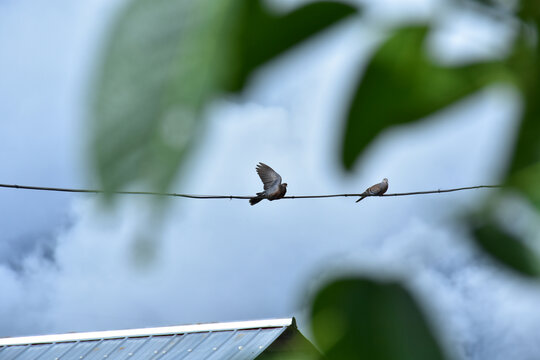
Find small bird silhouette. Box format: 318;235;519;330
356;178;388;202
250;163;288;205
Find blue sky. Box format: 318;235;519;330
1;1;540;359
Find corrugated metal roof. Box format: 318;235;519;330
0;318;293;360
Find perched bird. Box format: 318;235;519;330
250;162;288;205
356;178;388;202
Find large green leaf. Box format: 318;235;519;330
508;92;540;209
472;218;540;277
463;27;540;276
92;0;356;193
311;277;448;360
231;1;357;91
341;26;510;170
505;27;540;209
518;0;540;22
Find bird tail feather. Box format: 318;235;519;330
356;195;367;203
250;196;263;206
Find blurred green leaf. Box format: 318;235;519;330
472;219;540;277
92;0;230;192
518;0;540;22
311;277;448;360
92;0;356;193
505;28;540;209
468;24;540;275
341;26;511;170
508;96;540;209
231;1;358;91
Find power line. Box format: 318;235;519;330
0;183;501;200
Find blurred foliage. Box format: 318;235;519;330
92;0;355;193
229;1;357;92
487;1;540;272
518;0;540;22
338;0;540;278
311;278;448;360
92;0;540;358
471;216;540;277
508;84;540;209
341;26;511;169
506;32;540;209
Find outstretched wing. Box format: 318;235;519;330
256;162;282;190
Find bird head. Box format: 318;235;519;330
382;178;388;183
282;183;288;188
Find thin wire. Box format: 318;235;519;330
0;183;502;200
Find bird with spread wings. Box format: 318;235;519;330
250;163;288;205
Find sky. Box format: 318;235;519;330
1;0;540;359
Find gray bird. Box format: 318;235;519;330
250;163;288;205
356;178;388;202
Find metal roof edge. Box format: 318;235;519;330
0;318;293;346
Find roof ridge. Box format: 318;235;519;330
0;318;293;346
